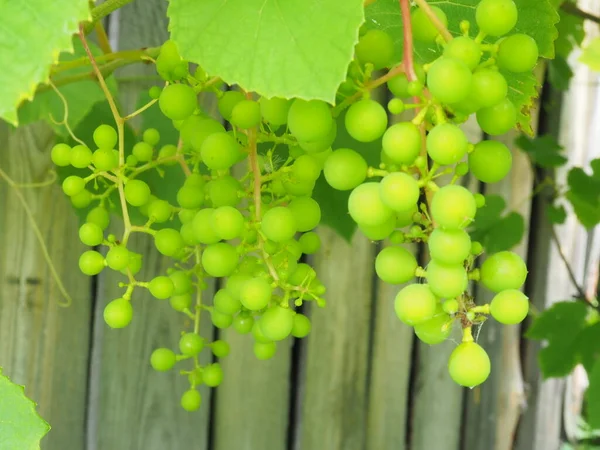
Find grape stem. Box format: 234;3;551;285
413;0;453;42
561;3;600;25
399;0;417;82
94;21;113;55
462;326;474;342
83;0;135;34
193;249;203;335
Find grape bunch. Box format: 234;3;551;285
51;0;535;409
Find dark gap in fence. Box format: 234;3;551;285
207;279;223;450
83;267;101;449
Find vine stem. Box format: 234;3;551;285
399;0;417;81
561;3;600;25
413;0;453;42
83;0;135;34
0;167;73;307
549;225;588;302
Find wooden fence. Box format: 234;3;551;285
1;1;599;450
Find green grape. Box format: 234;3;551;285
291;313;312;338
379;173;420;212
387;65;426;98
389;230;405;244
218;91;245;121
233;314;255;334
448;342;491;388
179;208;197;224
470;70;508;109
179;333;204;356
382;122;421;165
126;155;138;167
92;148;118;171
427;123;469;166
106;246;130;271
426;260;468;299
87;207;110;230
79;222;104;246
200;132;240;170
414;305;452;345
259;306;294;341
480;251;528;292
476;0;518;36
260;97;291;126
124;180;151;207
281;176;315;197
288;263;316;286
431;185;477;229
240;277;272;310
474;193;486;208
70;190;92;209
211;206;244;240
477;98;517;136
471;241;483;255
170;293;192;312
299;232;321;254
169;270;192;295
211;310;233;329
211;340;230;358
261;207;297;242
123;252;142;276
358;216;396;241
149;86;161;99
388;98;405;115
93;124;118;150
254;341;277;360
131;142;153;162
154;228;185;257
490;289;529;324
428;228;471;265
79;250;105;275
443;36;482;70
181;390;202;412
192;208;220;244
180;116;226;153
407;81;423;96
375;246;418;284
468;140;512;183
143;128;160;146
412;6;448;43
291;155;322;183
150;348;176;371
348;182;394;226
287;197;321;232
147;199;172;223
497;34;539;73
427;58;472;104
443;299;459;315
158;84;197;120
214;289;242;315
51;143;71;166
69;145;92;169
397;205;418;227
103;298;133;328
355;29;394;70
298;122;337;154
202;243;239;277
225;273;253;300
208;176;241;207
394;284;438;325
344;99;388;143
287;99;333;142
230;100;261;129
323;148;367;191
203;363;224;387
149;276;175;299
156;40;182;80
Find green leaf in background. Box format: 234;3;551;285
0;0;90;125
546;204;567;225
566;162;600;228
515;134;568;168
580;38;600;72
18;39;116;137
587;359;600;429
549;5;584;90
470;195;525;252
0;369;50;449
575;322;600;374
168;0;364;103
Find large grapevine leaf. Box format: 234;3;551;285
0;369;50;449
0;0;91;125
167;0;364;103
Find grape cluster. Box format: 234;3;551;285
52;0;535;408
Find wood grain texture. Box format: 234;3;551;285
299;228;375;450
0;123;92;450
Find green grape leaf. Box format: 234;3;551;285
566;163;600;228
546;204;567;225
0;369;50;448
18;39;116;137
0;0;91;125
548;56;574;92
469;195;524;252
515;134;568;168
575;322;600;374
580;38;600;72
504;71;540;136
168;0;365;103
587;358;600;429
470;195;505;230
548;5;584;90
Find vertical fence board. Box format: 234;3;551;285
0;124;92;450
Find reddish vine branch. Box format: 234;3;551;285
399;0;417;81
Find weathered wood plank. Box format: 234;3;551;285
0;123;92;450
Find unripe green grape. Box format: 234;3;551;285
387;64;426;98
149;86;161;99
345;99;388;143
131;142;152;162
147;199;172;223
497;34;539;73
282;176;315;197
379;172;420;212
170;293;192;312
443;36;482;70
208;176;241;207
240;277;272;311
156;40;182;80
203;363;223;387
104;298;133;329
124;252;143;276
150;348;176;371
169;270;192;295
86;207;110;230
455;162;469;177
106;246;130;271
261;207;297;242
490;289;529;324
93;124;118;150
71;189;92;209
349;182;394;226
230;100;261;129
179;333;204;356
426;260;468;298
474;193;486;208
382;122;421;165
260;97;291;126
407;81;424;96
427;123;469;166
214;289;242;315
200;132;240;170
398;205;418;227
469;140;512;183
181;390;201;412
388;98;405;115
210;206;244;240
288;197;321;232
92;148;118;171
323;148;367;191
390;230;405;244
470;70;508;109
428;228;471;265
148;276;175;299
443;299;459;315
412;6;448;43
476;98;517;136
427;58;473;104
202;243;239;277
69;145;92;169
51;143;71;166
259;306;294;341
193;208;221;245
225;273;253;300
355;29;394;70
124;180;151;207
79;250;105;275
359;216;396;241
154;228;185;257
375;246;418;284
448;342;491;387
288;263;315;286
431;185;477;229
414;305;452;345
471;241;483;255
476;0;518;36
126;155;138;167
254;341;277;360
287;99;333;142
180;116;225;153
212;340;230;358
299;232;321;254
298;121;337;154
212;310;233;329
480;251;528;292
159;84;197;120
218;91;245;121
233;314;255;334
178;185;205;210
394;284;438;325
291;154;322;183
142;128;160;146
79;222;104;246
291;313;312;338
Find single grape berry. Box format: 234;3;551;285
214;289;242;315
51;143;71;166
106;246;130;271
345;99;388;143
469;69;508;109
169;270;193;295
348;182;394;226
203;363;224;387
154;228;185;257
240;277;272;311
497;34;539;73
476;0;518;36
291;314;312;338
323;148;368;191
132;142;153;162
426;260;468;299
202;243;239;277
143;128;160;146
287;99;333;143
86;207;110;230
443;36;482;70
480;251;528;292
158;84;197;120
233;314;255;334
254;341;277;360
414;305;452;345
431;185;477;229
428;228;471;265
394;284;438;325
92;148;118;171
379;172;420;212
355;29;395;70
211;310;234;329
150;348;176;371
469;140;512;183
230;100;261;129
261;207;297;242
124;180;151;207
181;390;202;412
426;123;469;166
170;293;192;312
200;132;241;170
260;97;291;126
149;276;175;299
211;340;230;358
211;206;245;240
448;342;491;388
69;145;93;169
427;58;473;104
79;250;105;276
375;246;418;284
288;197;321;232
490;289;529;324
103;298;133;328
299;232;321;254
382;122;422;165
259;306;295;341
93;124;118;149
79;222;104;247
412;6;448;43
179;333;204;356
